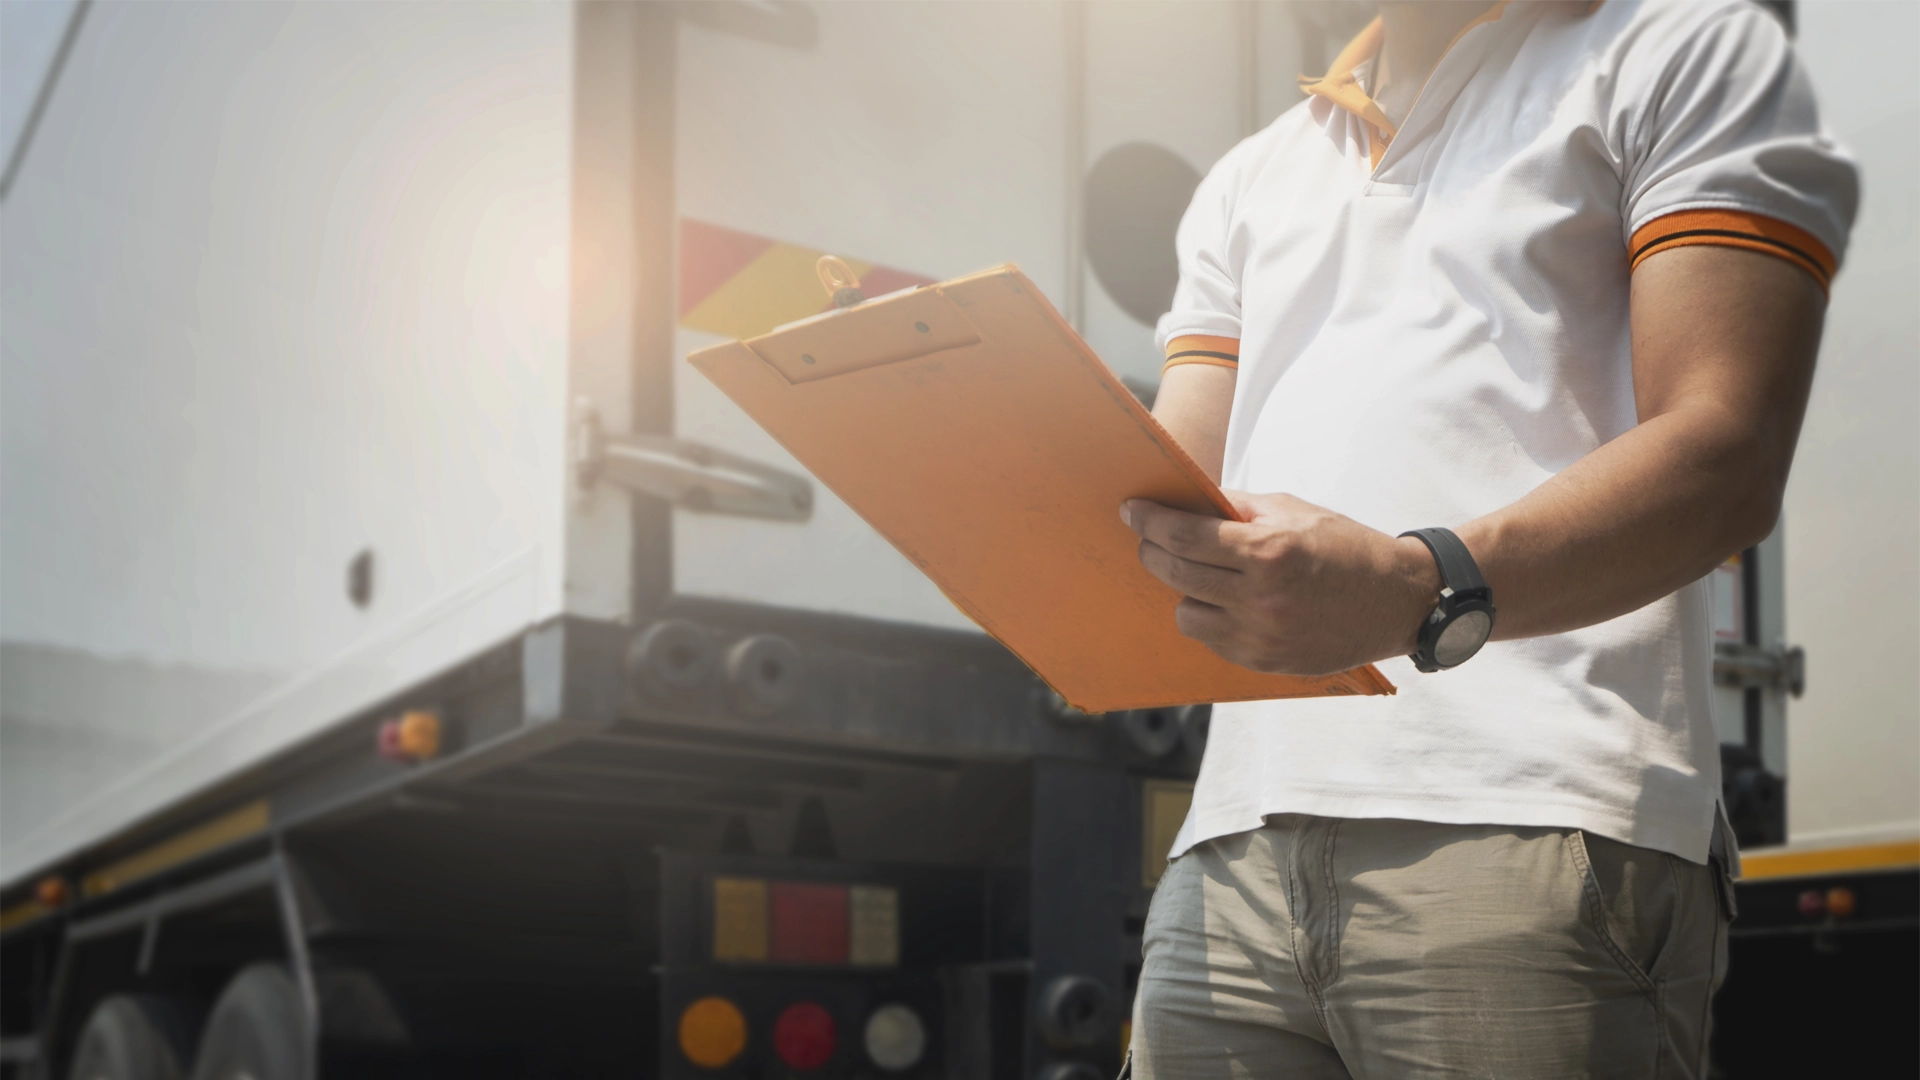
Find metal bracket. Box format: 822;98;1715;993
573;400;813;522
1714;641;1806;697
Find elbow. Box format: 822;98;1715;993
1700;422;1788;555
1725;460;1788;554
1663;373;1812;562
1730;493;1781;553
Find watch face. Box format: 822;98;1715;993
1434;609;1493;667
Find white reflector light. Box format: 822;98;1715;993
863;1003;926;1071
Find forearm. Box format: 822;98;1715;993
1125;247;1826;677
1453;404;1788;641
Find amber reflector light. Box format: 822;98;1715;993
679;996;748;1069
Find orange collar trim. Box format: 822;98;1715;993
1296;16;1396;141
1298;1;1595;161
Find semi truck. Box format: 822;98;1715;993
1;2;1912;1078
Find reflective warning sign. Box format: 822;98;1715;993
679;219;936;341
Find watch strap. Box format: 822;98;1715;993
1398;527;1488;595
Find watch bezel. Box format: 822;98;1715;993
1413;589;1496;672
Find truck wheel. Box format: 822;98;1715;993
1034;974;1112;1050
188;965;307;1080
1120;707;1181;759
68;995;197;1080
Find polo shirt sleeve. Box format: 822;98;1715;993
1621;5;1858;290
1155;148;1244;370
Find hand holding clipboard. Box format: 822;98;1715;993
687;262;1392;712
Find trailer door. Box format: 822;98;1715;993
668;1;1285;632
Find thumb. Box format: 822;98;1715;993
1220;489;1263;523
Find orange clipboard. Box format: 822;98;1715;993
687;264;1394;712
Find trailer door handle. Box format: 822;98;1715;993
1713;641;1806;698
573;400;813;521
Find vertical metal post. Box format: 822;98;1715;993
631;1;678;614
1028;759;1129;1078
1062;1;1087;333
28;932;77;1080
271;848;320;1080
1752;532;1790;779
1741;544;1763;753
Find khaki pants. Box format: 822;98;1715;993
1127;816;1734;1079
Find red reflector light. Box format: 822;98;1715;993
770;882;849;964
773;1002;836;1071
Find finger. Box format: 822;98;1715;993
1122;499;1242;568
1137;539;1242;606
1171;595;1233;647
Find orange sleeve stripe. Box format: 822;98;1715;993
1163;334;1240;375
1630;209;1836;290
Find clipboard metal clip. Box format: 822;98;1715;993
817;255;865;309
572;399;814;521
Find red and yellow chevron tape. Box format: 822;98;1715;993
679;219;936;341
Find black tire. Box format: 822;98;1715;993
67;994;197;1080
188;964;307;1080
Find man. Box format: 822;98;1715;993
1122;1;1855;1076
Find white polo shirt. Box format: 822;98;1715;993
1156;0;1857;864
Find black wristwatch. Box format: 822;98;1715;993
1399;527;1496;672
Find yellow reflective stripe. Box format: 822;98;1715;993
81;800;270;899
1740;840;1920;882
0;899;54;934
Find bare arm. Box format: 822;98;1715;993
1122;245;1826;675
1460;245;1824;639
1151;363;1237;485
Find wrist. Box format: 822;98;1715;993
1389;535;1443;655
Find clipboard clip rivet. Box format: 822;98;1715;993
914;321;930;333
801;354;817;365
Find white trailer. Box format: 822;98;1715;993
0;4;1308;1077
0;0;1338;887
0;2;1910;1078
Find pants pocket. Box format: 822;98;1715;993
1567;829;1677;992
1709;853;1739;922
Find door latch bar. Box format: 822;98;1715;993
1714;642;1805;697
573;400;813;522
